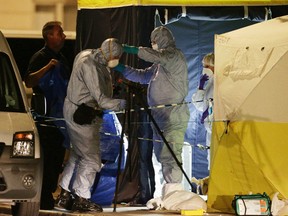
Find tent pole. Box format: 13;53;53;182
129;83;193;191
113;104;127;212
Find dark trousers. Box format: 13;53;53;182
137;111;155;203
38;125;66;209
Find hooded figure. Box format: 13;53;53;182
116;26;190;189
55;38;126;213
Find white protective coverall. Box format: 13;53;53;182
122;26;190;184
59;38;126;199
192;67;214;170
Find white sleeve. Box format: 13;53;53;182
192;89;205;112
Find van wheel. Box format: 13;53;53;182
11;202;40;216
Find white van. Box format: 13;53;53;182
0;30;42;216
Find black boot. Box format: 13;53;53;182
72;194;103;212
54;187;74;211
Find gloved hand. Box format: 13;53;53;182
114;63;126;73
119;100;127;110
199;74;209;90
201;108;209;124
123;44;139;54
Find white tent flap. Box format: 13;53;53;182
214;16;288;122
208;15;288;213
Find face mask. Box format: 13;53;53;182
107;59;119;68
202;67;213;78
152;43;158;50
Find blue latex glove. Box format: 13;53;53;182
114;63;125;73
123;44;139;54
199;74;209;90
201;108;209;124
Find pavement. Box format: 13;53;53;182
0;204;233;216
0;204;186;215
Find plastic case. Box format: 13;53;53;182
232;193;271;215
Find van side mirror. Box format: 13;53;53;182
31;93;46;116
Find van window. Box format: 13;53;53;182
0;52;25;112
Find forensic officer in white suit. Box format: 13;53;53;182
55;38;126;213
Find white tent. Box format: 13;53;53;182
208;15;288;213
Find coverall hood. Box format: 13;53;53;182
150;26;175;49
100;38;123;65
